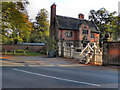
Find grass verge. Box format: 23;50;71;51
2;51;46;56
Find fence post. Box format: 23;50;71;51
70;47;73;58
14;50;16;54
94;47;97;64
63;46;65;57
24;51;26;55
5;50;7;54
58;46;60;56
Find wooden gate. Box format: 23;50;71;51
58;43;103;65
79;43;103;65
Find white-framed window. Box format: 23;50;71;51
66;42;73;47
91;33;95;39
82;27;88;35
65;31;73;38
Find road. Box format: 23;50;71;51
1;55;119;88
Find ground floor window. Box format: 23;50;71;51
83;43;87;47
66;42;73;47
90;43;94;47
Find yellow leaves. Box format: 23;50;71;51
8;8;11;10
17;35;23;43
26;20;30;23
2;2;33;44
4;37;8;41
27;28;31;31
26;23;33;31
10;38;14;42
18;38;23;43
20;33;24;37
28;24;32;27
31;28;34;30
24;11;28;14
39;31;42;34
44;30;49;37
5;10;10;14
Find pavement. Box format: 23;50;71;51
1;55;85;67
1;55;119;88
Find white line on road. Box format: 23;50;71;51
12;68;101;87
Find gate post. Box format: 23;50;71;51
63;46;65;57
61;40;64;57
58;46;61;56
94;47;97;65
70;47;73;58
61;46;64;57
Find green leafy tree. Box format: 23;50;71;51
30;8;49;43
2;1;31;44
89;8;119;40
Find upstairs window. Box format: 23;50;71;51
82;27;88;35
70;32;73;37
65;32;68;37
65;31;73;38
91;33;95;39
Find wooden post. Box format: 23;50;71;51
58;46;61;56
61;40;64;57
94;47;97;64
14;50;16;54
5;50;7;54
70;47;73;58
24;51;26;55
63;46;65;57
46;43;49;55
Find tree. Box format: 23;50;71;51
2;1;32;44
89;8;119;40
30;8;49;43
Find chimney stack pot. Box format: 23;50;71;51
78;13;84;19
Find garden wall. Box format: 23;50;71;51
102;41;120;65
1;44;45;52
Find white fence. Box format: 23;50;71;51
58;43;103;65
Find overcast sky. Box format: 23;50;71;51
26;0;120;22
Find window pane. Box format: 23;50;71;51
70;32;73;37
65;32;68;37
91;34;95;39
82;28;88;35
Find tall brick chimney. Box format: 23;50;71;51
78;13;84;19
50;3;56;38
50;3;56;23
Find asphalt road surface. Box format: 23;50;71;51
1;56;119;88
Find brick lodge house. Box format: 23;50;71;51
50;3;100;49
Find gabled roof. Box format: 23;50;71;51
87;21;100;32
56;15;84;30
56;15;99;32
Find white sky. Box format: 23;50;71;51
26;0;120;22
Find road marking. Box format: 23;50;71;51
12;68;101;87
29;65;55;67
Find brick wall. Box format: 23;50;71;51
80;25;90;41
1;45;45;52
103;41;120;65
59;30;79;40
59;29;99;42
90;33;99;42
